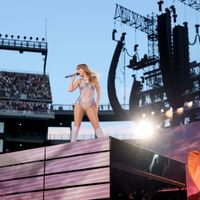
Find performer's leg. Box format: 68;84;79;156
71;104;84;142
86;106;104;138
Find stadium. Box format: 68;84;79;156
1;1;200;199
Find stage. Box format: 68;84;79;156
0;136;187;200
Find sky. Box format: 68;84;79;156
0;0;200;138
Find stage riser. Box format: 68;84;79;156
2;184;110;200
0;176;43;194
45;168;109;189
0;162;44;181
46;137;110;159
46;152;110;173
0;147;44;167
0;137;186;199
0;138;110;199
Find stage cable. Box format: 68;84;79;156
123;47;126;105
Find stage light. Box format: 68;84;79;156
42;38;45;41
36;37;39;41
5;34;8;38
161;108;164;113
186;101;193;109
142;113;146;118
151;111;155;115
135;119;154;139
0;34;2;37
30;37;32;40
176;107;184;115
23;36;26;40
11;35;14;39
17;35;20;39
165;107;173;119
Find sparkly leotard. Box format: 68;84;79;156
75;78;96;111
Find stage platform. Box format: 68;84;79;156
0;137;187;199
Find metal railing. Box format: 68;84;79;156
50;104;130;111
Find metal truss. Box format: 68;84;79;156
178;0;200;11
114;4;155;35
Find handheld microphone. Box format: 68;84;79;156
65;73;79;78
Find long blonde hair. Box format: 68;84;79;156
77;64;98;84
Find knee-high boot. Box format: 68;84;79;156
71;126;80;142
95;127;104;138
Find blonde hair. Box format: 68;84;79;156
77;64;98;84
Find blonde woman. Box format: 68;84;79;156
68;64;104;142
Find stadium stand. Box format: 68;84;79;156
0;71;52;114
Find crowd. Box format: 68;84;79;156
0;71;52;101
0;100;49;113
0;71;52;113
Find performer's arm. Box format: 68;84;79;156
68;76;80;92
95;80;101;111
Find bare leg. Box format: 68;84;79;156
71;104;84;142
86;106;103;138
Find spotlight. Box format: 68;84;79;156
30;37;32;40
17;35;20;39
0;34;1;37
161;108;164;113
142;113;146;118
23;36;26;40
187;101;193;109
11;35;14;39
36;37;39;41
42;38;45;41
151;111;155;115
165;107;173;119
5;34;8;38
135;119;154;139
176;107;184;115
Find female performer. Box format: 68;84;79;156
68;63;104;142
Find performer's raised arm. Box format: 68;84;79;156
68;75;80;92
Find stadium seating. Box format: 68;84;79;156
0;71;52;114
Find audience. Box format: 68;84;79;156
0;71;52;101
0;71;52;114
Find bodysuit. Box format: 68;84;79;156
75;78;96;111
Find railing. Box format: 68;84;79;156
0;109;54;119
50;104;130;111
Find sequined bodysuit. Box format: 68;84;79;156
75;78;96;111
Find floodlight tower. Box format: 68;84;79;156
0;34;48;74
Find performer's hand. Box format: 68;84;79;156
71;73;77;80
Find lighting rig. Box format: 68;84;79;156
108;2;200;127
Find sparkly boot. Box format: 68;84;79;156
95;127;104;138
71;126;80;142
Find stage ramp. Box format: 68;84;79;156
0;137;186;199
